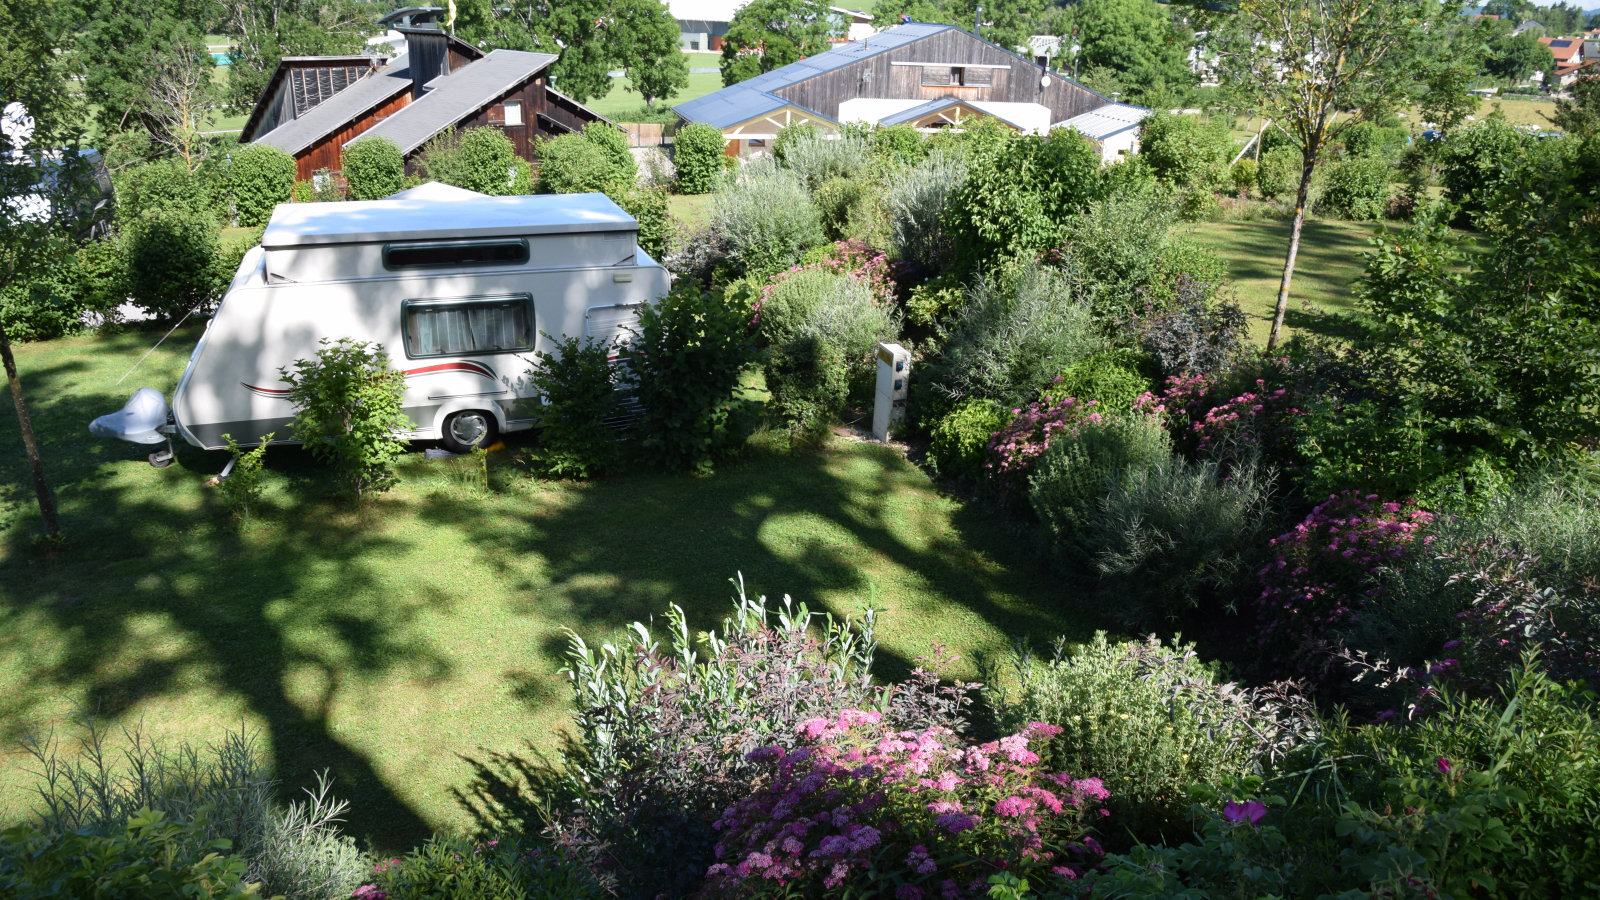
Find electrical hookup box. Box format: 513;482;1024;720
872;342;911;442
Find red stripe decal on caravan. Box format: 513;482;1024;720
242;383;293;397
244;362;495;398
403;361;497;379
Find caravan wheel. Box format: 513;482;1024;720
440;410;498;454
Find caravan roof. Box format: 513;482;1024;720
261;190;637;248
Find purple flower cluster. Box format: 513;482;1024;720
699;714;1106;899
1257;492;1435;668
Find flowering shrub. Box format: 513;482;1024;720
1256;492;1436;670
985;395;1103;500
700;711;1108;899
1189;379;1302;466
757;239;894;323
518;582;974;900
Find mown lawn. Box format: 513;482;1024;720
1183;217;1383;345
584;71;725;120
0;327;1089;850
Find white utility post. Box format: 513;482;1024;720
872;342;910;442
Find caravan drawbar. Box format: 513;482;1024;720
90;183;670;460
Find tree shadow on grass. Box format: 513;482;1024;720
0;328;1101;854
0;344;451;848
421;437;1098;834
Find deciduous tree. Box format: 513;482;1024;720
1;0;94;540
720;0;841;86
1202;0;1437;350
1076;0;1194;101
456;0;615;102
612;0;690;106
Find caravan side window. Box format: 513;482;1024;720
384;239;529;270
403;295;534;359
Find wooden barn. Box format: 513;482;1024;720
674;22;1147;156
244;27;612;181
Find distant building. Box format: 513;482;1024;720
1555;59;1597;87
675;23;1138;157
669;0;873;52
242;27;612;180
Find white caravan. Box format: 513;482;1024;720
90;183;669;463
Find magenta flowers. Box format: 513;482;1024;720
1256;491;1435;671
700;710;1108;898
1221;800;1268;826
1437;757;1452;775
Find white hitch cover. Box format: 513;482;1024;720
89;387;170;445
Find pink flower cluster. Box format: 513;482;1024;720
1257;492;1435;667
984;395;1104;499
1191;380;1302;464
754;239;895;329
699;714;1106;899
1137;368;1304;468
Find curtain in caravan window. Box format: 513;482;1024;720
406;297;533;357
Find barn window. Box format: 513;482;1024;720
964;66;993;86
403;295;534;359
921;66;952;86
503;100;523;126
384;239;530;270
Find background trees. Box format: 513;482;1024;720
1201;0;1438;351
457;0;685;104
211;0;372;115
1074;0;1194;104
719;0;841;86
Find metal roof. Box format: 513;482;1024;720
261;190;637;247
1054;102;1150;141
358;49;557;154
239;55;391;142
878;97;962;125
673;22;954;129
253;54;413;155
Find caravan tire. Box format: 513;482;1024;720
440;410;498;455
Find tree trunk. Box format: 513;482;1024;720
0;321;60;538
1267;153;1317;352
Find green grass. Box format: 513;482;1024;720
667;192;715;229
585;71;726;120
1182;216;1383;345
0;327;1087;851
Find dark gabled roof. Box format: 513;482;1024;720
239;55;389;142
358;49;558;154
674;22;952;129
254;54;413;155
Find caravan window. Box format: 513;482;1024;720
403;295;534;358
384;239;529;270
